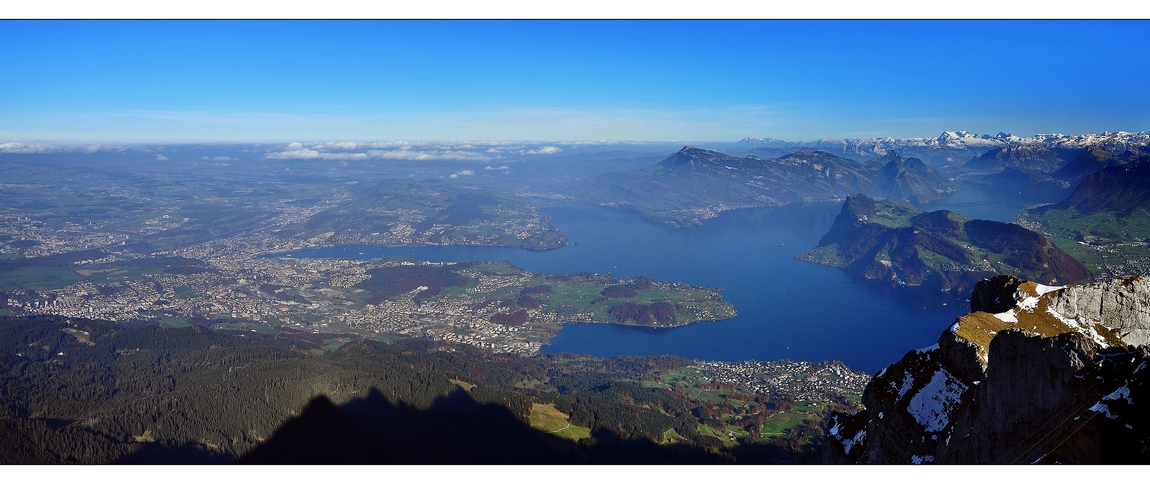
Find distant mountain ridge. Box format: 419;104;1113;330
963;143;1068;173
566;147;955;227
1051;161;1150;217
739;131;1150;155
739;131;1150;167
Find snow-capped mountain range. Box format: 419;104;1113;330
739;131;1150;160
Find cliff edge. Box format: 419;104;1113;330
826;275;1150;464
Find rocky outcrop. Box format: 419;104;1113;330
826;275;1150;464
1043;277;1150;347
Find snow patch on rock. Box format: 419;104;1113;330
897;371;915;399
1089;401;1117;419
907;368;968;432
841;429;865;455
1103;384;1133;405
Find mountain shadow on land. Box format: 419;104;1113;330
238;387;735;464
0;314;835;465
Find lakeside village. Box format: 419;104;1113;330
689;359;871;403
1;217;732;355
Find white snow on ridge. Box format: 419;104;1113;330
1044;306;1111;348
1035;284;1065;296
737;131;1150;155
907;368;968;433
993;309;1018;323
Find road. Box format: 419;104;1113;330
1096;248;1116;278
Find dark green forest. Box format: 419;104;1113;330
0;315;849;464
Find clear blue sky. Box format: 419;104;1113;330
2;20;1148;142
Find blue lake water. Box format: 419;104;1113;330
920;182;1034;223
272;197;1032;373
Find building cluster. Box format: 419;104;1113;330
689;359;871;403
0;213;131;258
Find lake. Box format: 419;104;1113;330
273;193;1033;373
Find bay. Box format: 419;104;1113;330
271;198;1038;373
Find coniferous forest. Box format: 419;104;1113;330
0;315;854;464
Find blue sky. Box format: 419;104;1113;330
2;20;1148;142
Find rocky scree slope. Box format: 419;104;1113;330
826;275;1150;464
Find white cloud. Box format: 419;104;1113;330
367;141;412;148
524;146;562;155
81;144;101;153
449;173;458;178
312;141;360;150
365;149;490;161
264;149;370;161
212;156;233;161
155;154;169;161
484;165;510;170
264;145;492;162
0;142;55;154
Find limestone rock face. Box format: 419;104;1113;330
826;275;1150;464
1044;277;1150;347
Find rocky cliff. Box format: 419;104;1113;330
826;275;1150;464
